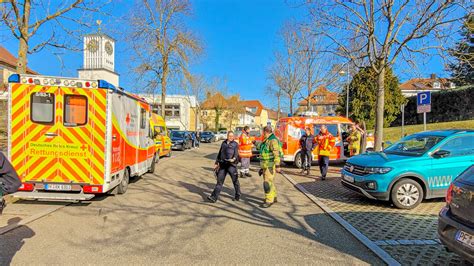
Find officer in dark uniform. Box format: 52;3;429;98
0;152;21;214
207;131;241;203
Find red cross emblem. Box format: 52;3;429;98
126;113;131;125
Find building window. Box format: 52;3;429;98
165;104;180;117
449;82;456;89
202;110;208;116
250;107;257;113
433;81;441;89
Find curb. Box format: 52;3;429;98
280;172;401;266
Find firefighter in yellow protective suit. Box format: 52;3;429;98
257;126;282;208
346;124;361;157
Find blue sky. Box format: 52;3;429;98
0;0;459;110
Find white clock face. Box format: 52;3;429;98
87;40;99;53
105;41;113;55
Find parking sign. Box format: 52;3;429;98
417;91;431;114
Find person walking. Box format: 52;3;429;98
0;152;21;214
207;131;241;203
238;126;253;178
316;125;335;181
299;127;316;175
257;126;282;208
346;124;361;157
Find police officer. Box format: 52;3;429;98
208;131;241;203
0;152;21;214
299;127;316;175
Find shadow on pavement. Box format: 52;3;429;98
0;218;35;265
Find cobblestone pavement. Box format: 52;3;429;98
283;165;464;265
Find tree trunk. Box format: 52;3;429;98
277;93;281;121
161;64;168;119
17;0;31;74
289;95;294;115
374;67;385;151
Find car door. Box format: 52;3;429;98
429;134;474;197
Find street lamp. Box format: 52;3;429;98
339;63;350;118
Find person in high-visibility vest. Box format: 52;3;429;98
257;126;283;208
346;124;361;157
238;126;253;177
316;125;336;180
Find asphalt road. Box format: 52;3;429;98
0;142;382;265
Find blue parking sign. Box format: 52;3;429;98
417;91;431;106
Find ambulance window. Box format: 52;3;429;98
140;108;146;129
64;95;87;126
313;124;338;136
31;92;54;124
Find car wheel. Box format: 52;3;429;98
294;152;303;169
180;145;185;151
117;168;130;194
148;154;158;173
391;178;423;209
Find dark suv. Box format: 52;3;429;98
438;165;474;263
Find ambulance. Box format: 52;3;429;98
7;74;156;201
275;116;368;168
150;113;172;158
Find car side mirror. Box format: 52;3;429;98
432;150;450;159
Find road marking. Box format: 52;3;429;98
280;172;401;266
0;203;69;235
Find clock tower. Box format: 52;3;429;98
78;32;119;87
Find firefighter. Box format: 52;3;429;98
316;125;336;181
299;127;316;175
257;126;282;208
0;152;21;215
207;131;241;203
238;126;253;178
346;124;361;157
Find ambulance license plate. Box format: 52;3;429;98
45;184;72;191
342;174;354;183
456;230;474;249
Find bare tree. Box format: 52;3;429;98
225;95;245;130
270;23;304;114
308;0;466;150
130;0;202;118
0;0;104;73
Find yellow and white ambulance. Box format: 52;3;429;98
7;74;156;200
150;113;172;158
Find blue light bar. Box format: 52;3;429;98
8;74;20;83
98;80;116;90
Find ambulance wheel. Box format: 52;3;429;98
118;168;130;194
148;154;158;173
294;152;303;169
167;150;172;157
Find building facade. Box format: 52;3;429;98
400;74;456;97
142;95;200;131
297;86;339;116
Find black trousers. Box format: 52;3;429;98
302;150;312;170
318;156;330;177
211;165;241;199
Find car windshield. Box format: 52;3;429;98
202;132;212;136
384;135;445;156
171;131;185;138
249;131;260;137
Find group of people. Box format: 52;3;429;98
207;126;281;208
207;123;363;208
299;123;362;178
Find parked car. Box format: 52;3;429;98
200;131;216;143
341;129;474;209
217;130;228;140
170;131;192;151
438;165;474;264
